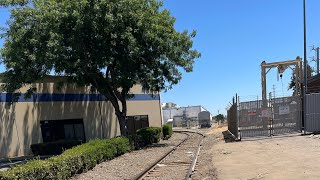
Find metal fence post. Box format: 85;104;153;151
237;94;241;140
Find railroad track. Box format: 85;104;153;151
133;130;205;180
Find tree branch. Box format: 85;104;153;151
108;66;123;102
91;74;121;115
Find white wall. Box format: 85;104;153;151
163;106;209;123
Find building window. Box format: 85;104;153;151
40;119;85;142
126;115;149;134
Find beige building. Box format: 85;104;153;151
0;76;162;158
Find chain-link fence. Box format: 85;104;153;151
228;95;302;139
272;96;302;135
238;99;270;138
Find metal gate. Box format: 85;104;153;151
272;96;302;135
305;93;320;132
239;100;269;137
238;96;302;138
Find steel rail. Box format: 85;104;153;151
180;131;205;180
185;137;203;180
132;132;190;180
132;130;205;180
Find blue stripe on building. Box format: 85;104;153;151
0;93;160;102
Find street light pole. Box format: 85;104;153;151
303;0;307;134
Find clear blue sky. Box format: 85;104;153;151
161;0;320;115
1;0;320;115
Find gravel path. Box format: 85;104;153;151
72;132;187;180
211;128;320;179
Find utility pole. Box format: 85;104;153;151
273;85;276;99
312;46;320;74
303;0;307;134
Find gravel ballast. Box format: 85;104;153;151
144;133;204;180
191;129;218;180
72;132;188;180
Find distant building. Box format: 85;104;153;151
161;102;177;109
162;104;212;127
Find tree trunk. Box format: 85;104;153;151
116;111;128;136
103;94;129;136
90;76;129;136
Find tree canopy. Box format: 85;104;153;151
288;63;313;95
0;0;201;135
215;114;224;123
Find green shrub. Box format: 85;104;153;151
136;127;161;146
0;160;55;180
31;140;82;156
0;137;131;180
110;137;131;155
162;124;173;140
128;134;144;150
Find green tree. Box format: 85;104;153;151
215;114;224;124
288;63;313;95
0;0;200;135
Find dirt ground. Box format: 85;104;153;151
210;126;320;180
